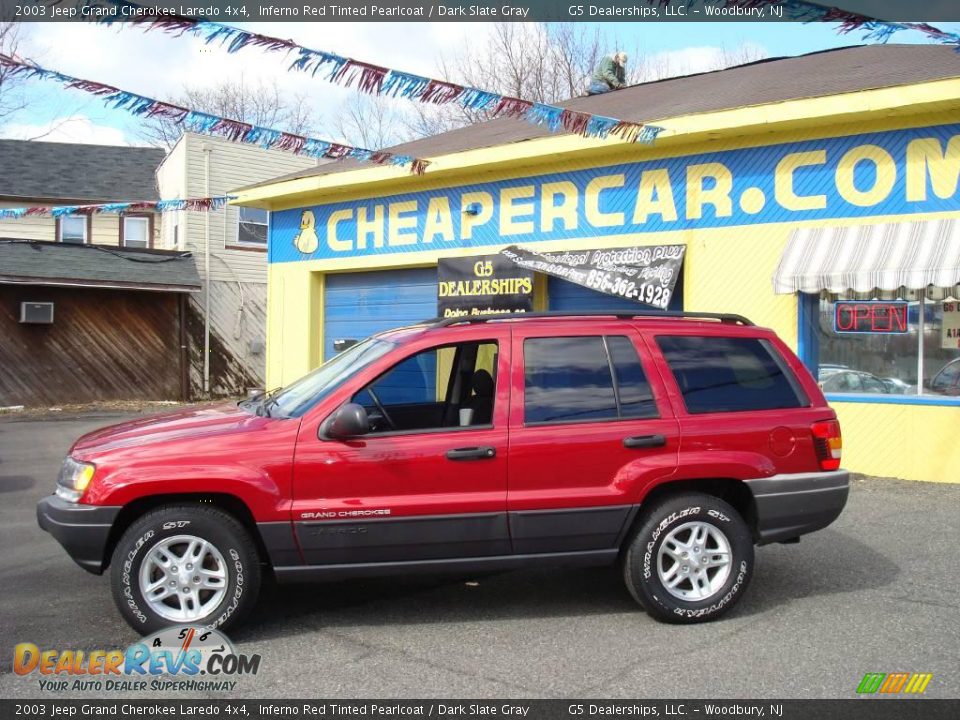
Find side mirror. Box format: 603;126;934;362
323;403;370;440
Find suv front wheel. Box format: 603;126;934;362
110;505;261;634
623;493;754;623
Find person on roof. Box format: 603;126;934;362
588;52;628;95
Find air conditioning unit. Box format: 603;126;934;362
19;302;54;324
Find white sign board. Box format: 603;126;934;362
942;302;960;349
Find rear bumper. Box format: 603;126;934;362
744;470;849;545
36;495;121;574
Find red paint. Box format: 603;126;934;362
69;316;839;562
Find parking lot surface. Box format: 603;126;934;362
1;412;958;699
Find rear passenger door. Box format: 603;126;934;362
506;325;680;555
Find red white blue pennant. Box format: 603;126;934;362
67;0;665;145
0;195;234;219
0;52;431;174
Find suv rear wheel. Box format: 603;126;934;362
110;505;261;634
623;493;753;623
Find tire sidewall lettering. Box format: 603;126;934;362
114;513;253;632
642;506;701;580
629;495;753;623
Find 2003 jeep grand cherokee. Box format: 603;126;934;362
38;311;848;633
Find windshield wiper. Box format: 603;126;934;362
240;387;282;417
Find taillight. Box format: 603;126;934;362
811;420;842;471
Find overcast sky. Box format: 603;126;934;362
3;20;958;146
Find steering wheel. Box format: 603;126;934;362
366;387;397;431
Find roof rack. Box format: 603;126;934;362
426;310;754;327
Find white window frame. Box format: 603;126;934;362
58;216;88;244
122;215;151;249
236;206;269;247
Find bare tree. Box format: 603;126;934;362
333;93;416;150
0;22;28;124
403;26;770;140
547;23;604;100
718;42;768;69
135;76;317;149
405;23;610;138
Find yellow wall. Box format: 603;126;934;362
833;403;959;483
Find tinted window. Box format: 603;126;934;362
524;337;617;423
657;336;804;414
606;336;658;419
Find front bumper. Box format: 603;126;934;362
744;470;850;545
36;495;121;574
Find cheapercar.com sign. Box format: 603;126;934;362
269;123;960;263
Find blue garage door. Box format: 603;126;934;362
323;267;437;360
547;271;684;313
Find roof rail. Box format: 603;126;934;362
425;310;754;327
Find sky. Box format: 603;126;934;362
2;19;959;146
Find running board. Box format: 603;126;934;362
272;549;619;583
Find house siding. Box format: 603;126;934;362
0;201;161;248
0;285;182;405
156;133;318;393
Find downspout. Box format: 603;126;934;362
203;144;212;396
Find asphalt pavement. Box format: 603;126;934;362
1;412;958;699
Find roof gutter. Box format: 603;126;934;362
0;277;200;293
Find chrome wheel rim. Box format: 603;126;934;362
657;521;732;601
139;535;228;622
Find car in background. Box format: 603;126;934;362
819;370;890;394
929;358;960;396
880;377;913;395
817;364;849;381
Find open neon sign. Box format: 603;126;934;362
834;301;909;334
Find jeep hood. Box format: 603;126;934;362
70;403;269;456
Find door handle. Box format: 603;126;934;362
445;446;497;461
623;434;667;449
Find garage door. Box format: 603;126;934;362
547;271;684;313
323;267;437;360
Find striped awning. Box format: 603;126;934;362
773;219;960;295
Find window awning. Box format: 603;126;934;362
773;219;960;296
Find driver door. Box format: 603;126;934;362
291;326;512;565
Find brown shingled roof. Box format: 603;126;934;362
247;44;960;190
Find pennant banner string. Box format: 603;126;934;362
0;195;237;219
91;0;960;53
0;51;431;174
65;0;664;145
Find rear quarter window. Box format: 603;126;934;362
656;335;806;414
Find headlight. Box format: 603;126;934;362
56;457;95;502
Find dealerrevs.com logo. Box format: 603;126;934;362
14;626;261;693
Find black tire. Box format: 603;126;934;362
622;493;753;623
110;505;261;635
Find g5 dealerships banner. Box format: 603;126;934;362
500;244;685;310
438;255;534;318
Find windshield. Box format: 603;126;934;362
263;337;396;418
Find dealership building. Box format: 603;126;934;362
234;44;960;483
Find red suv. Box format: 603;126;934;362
38;312;848;632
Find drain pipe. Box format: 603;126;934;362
203;144;212;396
